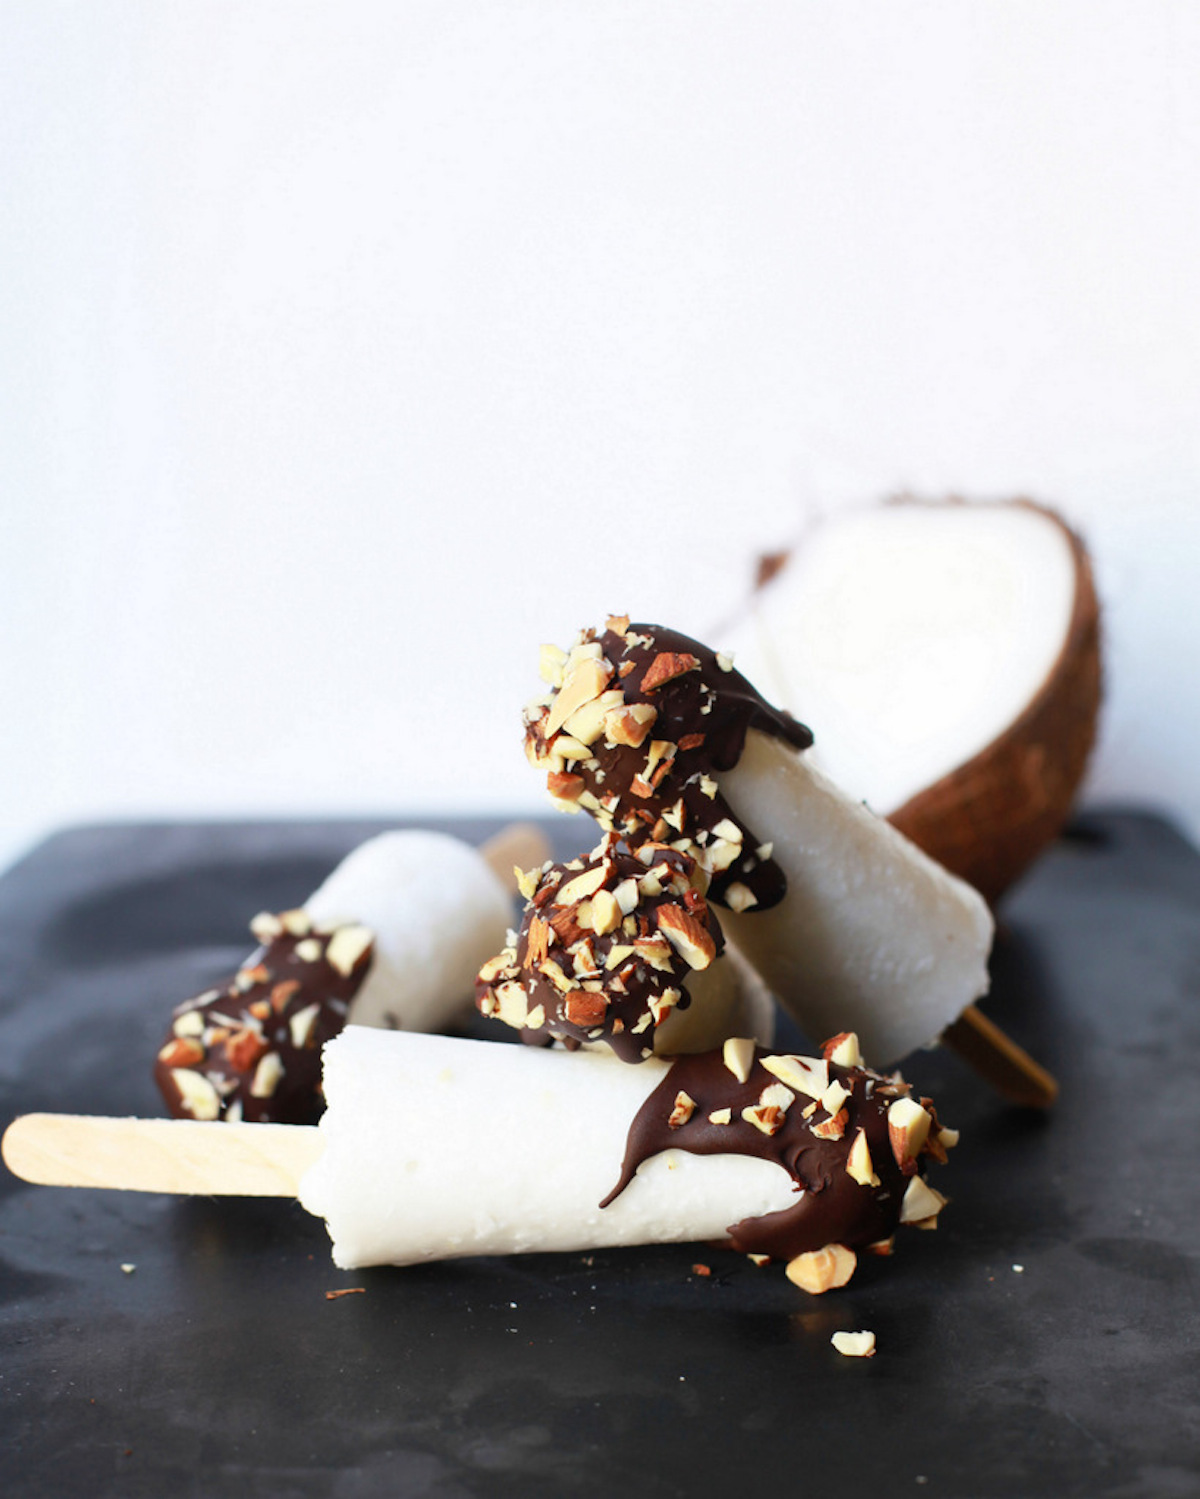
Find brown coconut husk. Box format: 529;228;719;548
885;499;1102;906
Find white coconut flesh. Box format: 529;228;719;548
728;504;1080;818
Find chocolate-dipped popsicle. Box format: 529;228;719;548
475;831;774;1061
299;1026;955;1282
11;1028;956;1292
524;619;995;1071
155;828;523;1125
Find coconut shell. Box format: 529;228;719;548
886;500;1102;906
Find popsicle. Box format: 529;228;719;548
524;619;1054;1104
6;1026;956;1292
476;830;774;1060
155;825;546;1126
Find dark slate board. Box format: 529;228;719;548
2;812;1198;1498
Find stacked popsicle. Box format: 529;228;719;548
4;614;1050;1302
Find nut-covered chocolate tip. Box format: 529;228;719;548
475;831;724;1063
153;911;374;1125
524;621;812;910
603;1032;956;1282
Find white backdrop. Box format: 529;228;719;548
3;2;1199;875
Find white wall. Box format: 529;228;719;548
3;2;1199;873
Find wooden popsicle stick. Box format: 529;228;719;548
941;1005;1058;1108
2;1114;322;1198
479;822;552;891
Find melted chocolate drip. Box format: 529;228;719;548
475;834;724;1064
603;1048;924;1261
527;623;812;909
153;918;372;1126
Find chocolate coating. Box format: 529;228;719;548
603;1045;948;1262
525;621;812;910
475;833;724;1064
153;912;373;1126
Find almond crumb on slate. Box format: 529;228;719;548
831;1330;876;1358
325;1287;366;1300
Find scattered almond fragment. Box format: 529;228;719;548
723;1037;756;1084
786;1244;857;1295
831;1330;876;1358
641;651;700;692
325;1287;366;1301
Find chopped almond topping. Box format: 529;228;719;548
811;1108;848;1142
547;771;585;801
564;991;608;1028
642;651;701;691
157;1037;205;1069
723;1037;756;1084
822;1032;862;1068
785;1244;857;1295
655;904;717;970
526;916;552;965
225;1029;268;1074
546;656;614;736
668;1091;696;1128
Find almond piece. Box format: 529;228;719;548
564;991;608;1028
888;1097;933;1172
742;1104;785;1135
271;979;301;1013
547;771;585;802
831;1330;876;1358
492;981;529;1029
526;916;552;965
590;888;621;936
655;904;717;970
157;1037;205;1069
900;1176;947;1225
557;864;609;905
546;657;613;736
668;1091;696;1128
250;911;283;943
846;1128;881;1188
642;651;700;692
289;1003;322;1049
785;1244;857;1295
724;883;758;913
822;1031;862;1068
225;1029;268;1074
723;1036;756;1084
812;1108;848;1141
170;1068;221;1121
760;1053;828;1100
250;1051;285;1099
604;703;658;748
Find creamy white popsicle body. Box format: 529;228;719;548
721;732;993;1065
305;830;515;1033
298;1027;796;1269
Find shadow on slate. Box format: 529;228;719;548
1;810;1199;1499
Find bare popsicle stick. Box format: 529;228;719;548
479;823;552;890
2;1113;323;1197
941;1005;1058;1108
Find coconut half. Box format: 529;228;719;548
723;499;1101;904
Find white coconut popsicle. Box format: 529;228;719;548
304;828;531;1033
8;1027;956;1288
155;825;549;1127
523;621;1061;1105
298;1029;795;1268
524;621;993;1071
719;732;993;1066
